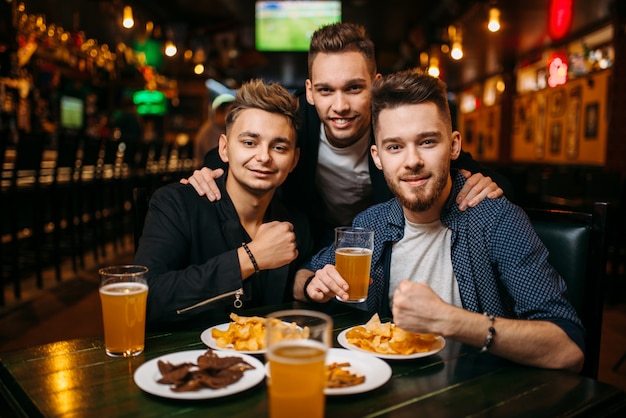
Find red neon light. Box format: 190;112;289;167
548;0;573;41
548;56;568;87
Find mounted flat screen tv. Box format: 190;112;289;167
60;96;84;130
255;1;342;52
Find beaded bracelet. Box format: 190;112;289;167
242;242;260;276
480;312;496;353
303;274;316;303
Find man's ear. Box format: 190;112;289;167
290;147;300;173
217;134;229;163
450;131;462;161
305;79;315;105
370;144;383;170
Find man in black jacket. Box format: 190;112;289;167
135;79;311;330
184;23;510;250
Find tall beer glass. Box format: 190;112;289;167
334;227;374;303
99;265;148;357
266;309;332;418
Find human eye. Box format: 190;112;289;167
316;86;332;95
347;84;365;94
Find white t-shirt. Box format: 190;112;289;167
314;124;373;227
389;218;462;308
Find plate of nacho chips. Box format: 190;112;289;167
201;313;268;354
337;314;445;360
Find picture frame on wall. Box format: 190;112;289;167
584;102;599;139
550;90;565;117
550;122;562;155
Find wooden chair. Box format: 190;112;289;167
525;201;609;379
6;133;47;298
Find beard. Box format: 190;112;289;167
384;160;450;212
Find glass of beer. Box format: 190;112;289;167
98;265;149;357
334;227;374;303
266;309;332;418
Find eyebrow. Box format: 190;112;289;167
378;131;443;145
311;78;368;89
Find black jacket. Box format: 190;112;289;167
134;175;312;331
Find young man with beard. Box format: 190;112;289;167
135;80;311;331
182;23;510;250
295;70;584;372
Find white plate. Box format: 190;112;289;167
324;348;392;395
337;326;446;360
201;322;266;354
264;348;392;396
133;349;265;400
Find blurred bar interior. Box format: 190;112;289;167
1;1;625;311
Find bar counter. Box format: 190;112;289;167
1;302;625;417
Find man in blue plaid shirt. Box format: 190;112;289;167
295;70;584;372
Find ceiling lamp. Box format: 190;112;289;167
428;56;440;78
448;26;463;60
488;4;500;32
194;63;205;75
123;6;134;29
165;40;177;57
451;41;463;60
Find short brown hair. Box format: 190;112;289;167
226;79;301;137
307;22;377;78
370;70;452;133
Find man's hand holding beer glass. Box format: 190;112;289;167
295;227;374;304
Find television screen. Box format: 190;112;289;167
60;96;84;130
255;1;342;52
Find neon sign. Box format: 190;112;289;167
548;56;568;87
548;0;573;41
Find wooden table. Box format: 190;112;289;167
1;302;625;417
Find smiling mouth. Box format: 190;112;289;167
250;168;275;176
330;117;355;127
402;176;428;187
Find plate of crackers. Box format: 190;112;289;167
201;313;269;354
337;314;445;360
133;349;265;400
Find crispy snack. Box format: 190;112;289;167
157;349;255;392
326;362;365;388
345;313;439;355
211;313;268;351
211;313;307;351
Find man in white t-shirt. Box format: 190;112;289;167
296;70;584;373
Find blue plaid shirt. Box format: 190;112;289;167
304;171;585;352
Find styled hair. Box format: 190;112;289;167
370;70;452;133
307;22;377;78
226;79;301;136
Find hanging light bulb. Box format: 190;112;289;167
450;27;463;60
194;63;205;75
488;6;500;32
123;6;134;29
451;41;463;60
165;40;177;57
428;56;440;78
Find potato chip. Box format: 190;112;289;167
326;362;365;388
211;313;307;351
211;313;267;351
345;313;439;355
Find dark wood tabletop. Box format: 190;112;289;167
1;301;625;417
